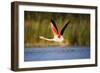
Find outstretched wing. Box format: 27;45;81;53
50;19;59;36
60;21;70;35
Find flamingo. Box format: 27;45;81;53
39;19;70;43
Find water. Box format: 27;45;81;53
24;47;90;61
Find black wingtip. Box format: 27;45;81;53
50;19;56;26
50;19;55;24
60;20;70;35
50;19;58;32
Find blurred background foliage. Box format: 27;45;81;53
24;11;90;47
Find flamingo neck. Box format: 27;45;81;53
39;36;54;41
40;35;64;42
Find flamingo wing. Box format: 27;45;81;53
60;21;70;35
50;19;59;36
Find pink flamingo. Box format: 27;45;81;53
40;19;70;43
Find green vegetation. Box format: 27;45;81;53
24;11;90;47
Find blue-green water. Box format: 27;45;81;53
24;47;90;61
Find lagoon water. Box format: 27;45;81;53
24;47;90;61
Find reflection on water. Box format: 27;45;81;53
24;47;90;61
